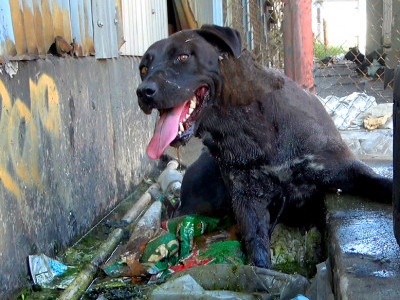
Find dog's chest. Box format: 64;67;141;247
223;155;325;203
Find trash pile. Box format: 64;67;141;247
318;47;388;79
102;213;245;284
21;160;328;300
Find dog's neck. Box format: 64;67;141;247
195;51;286;167
198;101;278;168
218;50;284;107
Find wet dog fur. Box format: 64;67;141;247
137;25;392;268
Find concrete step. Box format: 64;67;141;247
326;194;400;300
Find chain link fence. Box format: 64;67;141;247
222;0;285;69
313;0;400;106
313;0;399;130
220;0;398;130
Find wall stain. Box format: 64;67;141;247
68;95;75;151
0;74;61;199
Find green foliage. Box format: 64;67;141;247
314;40;346;61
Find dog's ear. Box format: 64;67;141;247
197;25;242;58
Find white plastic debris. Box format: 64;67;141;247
318;92;377;130
157;160;182;195
29;254;68;286
336;53;345;62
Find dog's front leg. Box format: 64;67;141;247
230;176;272;268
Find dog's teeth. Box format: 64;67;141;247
190;101;196;109
179;123;184;132
178;130;182;135
189;108;194;114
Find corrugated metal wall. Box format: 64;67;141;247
69;0;95;56
1;0;223;59
120;0;168;56
0;0;123;60
92;0;119;59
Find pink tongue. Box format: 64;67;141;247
147;101;188;160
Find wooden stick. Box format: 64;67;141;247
58;183;159;300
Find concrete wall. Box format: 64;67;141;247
0;56;156;297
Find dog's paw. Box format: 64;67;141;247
247;241;272;269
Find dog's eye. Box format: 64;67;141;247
140;66;148;75
177;54;189;62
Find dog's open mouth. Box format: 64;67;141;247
146;86;208;159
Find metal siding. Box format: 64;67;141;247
0;1;16;57
92;0;119;59
70;0;94;56
115;0;124;48
0;0;101;59
40;0;56;53
23;0;39;54
32;0;45;54
120;0;168;56
9;0;27;56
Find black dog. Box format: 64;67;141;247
179;148;231;217
345;47;386;76
344;47;365;65
137;25;392;268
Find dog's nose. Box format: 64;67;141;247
137;82;158;100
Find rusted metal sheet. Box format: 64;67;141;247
0;0;98;59
69;0;94;56
92;0;119;59
2;0;73;59
120;0;168;56
0;1;16;58
115;0;124;49
283;0;314;92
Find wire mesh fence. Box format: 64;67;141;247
220;0;398;129
222;0;285;69
312;0;400;107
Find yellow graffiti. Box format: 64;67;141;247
0;80;21;198
30;74;61;136
0;74;60;199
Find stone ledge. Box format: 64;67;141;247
326;193;400;300
340;129;393;159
